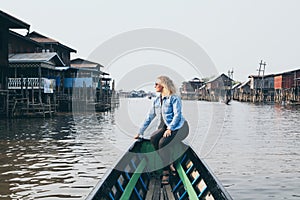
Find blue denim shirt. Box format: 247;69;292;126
139;95;185;135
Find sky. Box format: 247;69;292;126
2;0;300;90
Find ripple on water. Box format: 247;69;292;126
0;101;299;199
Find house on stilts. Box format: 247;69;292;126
1;10;114;118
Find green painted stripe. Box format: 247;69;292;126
175;162;199;200
120;158;147;200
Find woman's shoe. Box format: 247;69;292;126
161;174;169;185
161;170;170;185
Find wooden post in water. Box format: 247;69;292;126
53;92;56;112
99;78;102;105
38;67;42;104
90;86;93;102
25;77;29;113
31;85;34;104
83;81;86;112
21;75;24;100
47;94;51;117
6;90;9;118
68;87;71;111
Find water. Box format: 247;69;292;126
0;98;299;200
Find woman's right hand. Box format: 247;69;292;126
134;133;140;139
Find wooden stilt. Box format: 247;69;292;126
38;67;42;104
31;85;34;104
6;90;9;118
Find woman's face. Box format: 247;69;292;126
155;80;163;93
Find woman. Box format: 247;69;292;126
134;75;189;184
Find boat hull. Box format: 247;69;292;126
86;139;232;200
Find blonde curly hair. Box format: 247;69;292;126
157;76;177;96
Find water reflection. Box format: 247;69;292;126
201;101;300;200
0;100;299;199
0;112;120;200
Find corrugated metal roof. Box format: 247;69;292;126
55;66;70;71
9;52;65;66
10;52;56;62
71;63;98;68
238;80;250;88
71;58;104;67
274;68;300;76
55;66;79;71
232;82;241;89
189;77;204;83
207;73;232;83
30;37;58;43
70;58;109;75
199;85;206;90
248;74;275;78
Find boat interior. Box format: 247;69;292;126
86;139;232;200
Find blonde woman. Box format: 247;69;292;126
134;75;189;185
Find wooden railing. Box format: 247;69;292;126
8;78;55;90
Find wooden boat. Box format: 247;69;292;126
223;98;231;105
288;99;300;106
86;139;233;200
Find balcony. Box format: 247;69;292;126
8;78;56;93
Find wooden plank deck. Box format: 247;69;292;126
145;176;176;200
162;185;175;200
145;178;161;200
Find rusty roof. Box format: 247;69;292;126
27;31;77;53
9;30;43;47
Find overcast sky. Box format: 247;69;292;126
2;0;300;88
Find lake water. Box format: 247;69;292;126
0;98;299;200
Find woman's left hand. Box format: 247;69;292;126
163;129;172;137
134;133;140;139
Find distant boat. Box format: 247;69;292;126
287;100;300;106
86;139;233;200
224;98;231;105
220;97;231;105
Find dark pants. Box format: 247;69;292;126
150;121;189;170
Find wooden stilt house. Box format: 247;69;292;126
248;74;274;102
0;10;30;117
7;52;65;117
205;73;233;102
70;58;112;112
274;69;300;104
